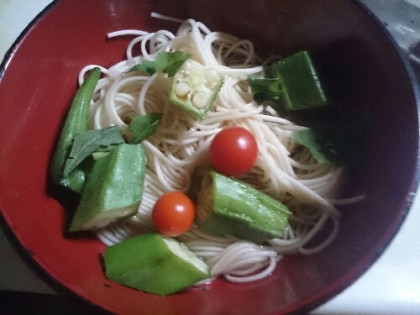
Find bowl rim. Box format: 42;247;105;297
0;0;419;314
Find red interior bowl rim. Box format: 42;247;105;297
1;0;420;314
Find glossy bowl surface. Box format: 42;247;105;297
0;0;419;314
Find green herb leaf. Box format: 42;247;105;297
157;51;191;77
293;128;331;164
128;61;159;75
127;51;191;78
63;126;125;176
248;75;283;104
293;108;371;167
128;113;162;144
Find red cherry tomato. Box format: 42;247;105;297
209;126;258;176
151;191;195;237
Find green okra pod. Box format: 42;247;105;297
104;233;210;295
269;51;328;111
169;60;224;119
50;67;101;190
69;143;146;232
190;168;292;244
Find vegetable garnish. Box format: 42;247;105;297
129;52;225;119
293;108;371;167
248;51;371;168
248;75;282;104
156;51;192;77
69;143;146;232
104;233;210;296
128;60;159;76
128;51;191;77
169;59;224;119
209;126;258;176
152;191;195;237
190;168;292;244
63;126;125;176
127;113;162;144
59;159;92;194
249;51;328;111
293;128;330;164
50;67;101;190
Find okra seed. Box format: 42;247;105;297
191;92;209;109
204;69;219;86
181;60;191;72
174;81;191;98
189;73;202;89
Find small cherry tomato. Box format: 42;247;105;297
151;191;195;237
209;126;258;176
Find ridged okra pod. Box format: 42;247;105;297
104;233;210;295
69;143;146;232
190;168;292;244
50;67;101;191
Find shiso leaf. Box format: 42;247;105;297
128;113;162;144
63;126;125;176
127;51;191;77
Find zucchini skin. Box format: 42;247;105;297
69;143;146;232
104;233;210;295
50;67;101;191
190;168;292;244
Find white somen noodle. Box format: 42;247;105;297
78;17;364;283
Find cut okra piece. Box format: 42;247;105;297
104;233;210;295
190;168;292;244
69;143;146;231
268;51;328;110
169;59;224;119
